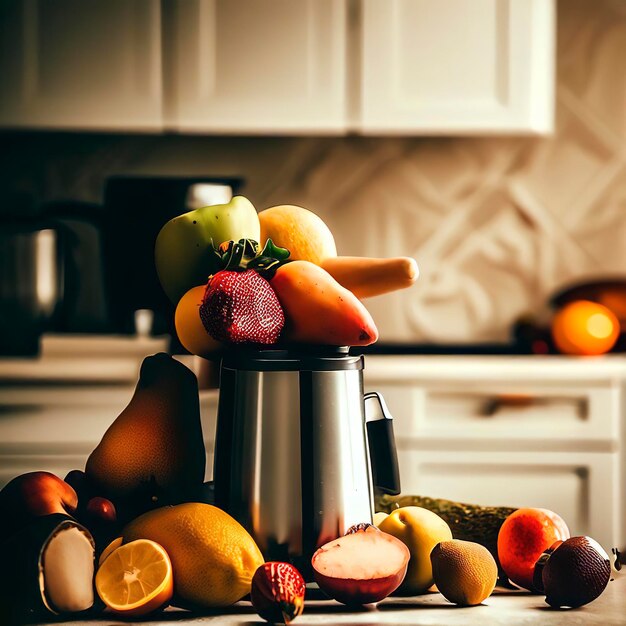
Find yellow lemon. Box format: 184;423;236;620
122;503;264;608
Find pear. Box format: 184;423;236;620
86;354;205;522
155;196;261;302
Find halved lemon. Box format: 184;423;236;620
95;539;173;616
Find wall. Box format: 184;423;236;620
1;0;624;343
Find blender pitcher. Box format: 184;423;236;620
213;346;400;577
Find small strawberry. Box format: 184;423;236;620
200;269;284;344
251;562;305;624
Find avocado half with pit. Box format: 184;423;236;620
0;513;95;622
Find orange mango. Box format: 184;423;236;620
271;261;378;346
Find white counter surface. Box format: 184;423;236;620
35;573;626;626
3;339;626;385
364;353;626;382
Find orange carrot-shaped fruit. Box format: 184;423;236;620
271;261;378;346
321;256;418;299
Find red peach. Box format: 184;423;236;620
497;508;570;590
0;471;78;537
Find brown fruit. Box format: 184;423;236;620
0;472;78;537
431;540;498;606
85;353;205;522
251;562;305;624
539;536;611;608
311;523;409;605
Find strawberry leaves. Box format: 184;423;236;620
212;238;290;279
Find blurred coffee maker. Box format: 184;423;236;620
101;176;242;342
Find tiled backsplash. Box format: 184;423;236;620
2;0;624;343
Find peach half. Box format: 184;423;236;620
311;523;409;605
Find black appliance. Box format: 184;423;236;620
0;202;106;355
101;176;242;341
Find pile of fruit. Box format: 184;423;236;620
0;451;615;622
0;197;617;622
160;196;419;352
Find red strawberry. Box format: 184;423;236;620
200;270;284;344
251;562;305;624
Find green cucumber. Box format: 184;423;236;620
376;493;517;581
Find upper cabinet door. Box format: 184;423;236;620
167;0;347;133
0;0;162;131
360;0;555;134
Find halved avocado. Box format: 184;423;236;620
0;513;95;623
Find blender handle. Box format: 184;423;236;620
364;391;401;495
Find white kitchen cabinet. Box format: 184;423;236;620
364;355;626;552
359;0;555;134
397;449;619;552
0;0;162;130
0;341;220;488
0;384;219;486
0;0;554;135
166;0;348;133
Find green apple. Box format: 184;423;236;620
155;196;260;302
378;506;452;595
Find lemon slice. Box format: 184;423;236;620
95;539;173;616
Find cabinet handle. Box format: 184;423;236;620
481;394;588;419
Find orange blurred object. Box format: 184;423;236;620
551;300;619;356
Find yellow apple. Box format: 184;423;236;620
378;506;452;595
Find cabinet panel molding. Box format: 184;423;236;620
398;449;619;551
360;0;555;134
167;0;347;132
0;0;162;130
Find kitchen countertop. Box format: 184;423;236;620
364;353;626;382
3;334;626;385
36;573;625;626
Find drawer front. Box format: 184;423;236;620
396;449;620;552
0;386;133;451
0;450;216;488
0;387;220;485
0;454;89;488
367;381;619;444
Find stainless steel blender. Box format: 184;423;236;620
213;346;400;577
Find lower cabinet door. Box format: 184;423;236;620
0;454;90;488
396;448;620;553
